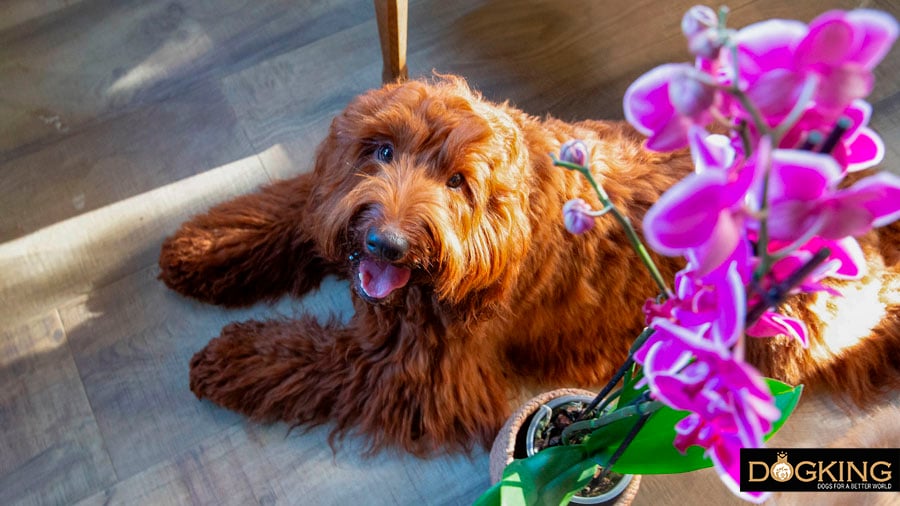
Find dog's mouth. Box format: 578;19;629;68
350;252;412;301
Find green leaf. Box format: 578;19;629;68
499;445;593;506
472;481;502;506
541;458;599;506
617;366;646;407
593;379;804;475
764;379;803;438
482;378;805;505
605;407;711;474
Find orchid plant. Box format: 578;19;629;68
477;5;899;505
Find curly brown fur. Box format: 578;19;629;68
159;175;335;307
159;75;900;455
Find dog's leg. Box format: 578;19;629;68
189;314;509;454
159;174;332;306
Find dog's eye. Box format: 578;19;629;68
375;144;394;163
447;173;464;189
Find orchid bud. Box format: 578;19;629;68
669;68;716;118
563;198;595;235
681;5;718;39
688;28;734;60
687;29;725;59
682;6;725;59
559;140;589;167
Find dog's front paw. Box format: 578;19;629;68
188;321;278;419
158;230;215;298
188;338;224;402
189;329;247;406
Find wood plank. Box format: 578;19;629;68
402;0;897;120
221;16;386;181
0;0;86;32
59;263;355;480
0;163;271;329
872;92;900;176
0;311;116;506
0;125;270;328
0;80;255;242
72;424;267;506
225;0;898;183
0;0;373;161
73;418;489;506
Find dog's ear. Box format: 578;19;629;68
304;114;366;262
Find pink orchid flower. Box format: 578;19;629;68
766;150;900;242
638;255;749;368
641;335;778;503
734;10;898;125
623;64;717;151
790;236;867;280
830;100;886;172
643;130;757;275
746;311;809;347
762;236;866;296
732;18;810;123
780;100;885;174
673;398;775;504
611;6;898;504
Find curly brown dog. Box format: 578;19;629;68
159;75;900;455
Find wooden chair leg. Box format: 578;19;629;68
373;0;408;83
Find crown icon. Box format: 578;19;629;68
771;451;793;482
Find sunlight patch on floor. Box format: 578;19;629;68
0;310;66;367
107;21;213;97
0;145;287;326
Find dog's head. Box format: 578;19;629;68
307;76;531;310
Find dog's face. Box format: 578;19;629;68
308;77;532;309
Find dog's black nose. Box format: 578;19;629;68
365;228;409;262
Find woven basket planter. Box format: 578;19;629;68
489;388;641;505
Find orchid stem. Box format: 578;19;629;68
818;117;852;155
576;327;655;422
799;131;823;151
722;41;819;284
737;120;753;158
767;218;825;262
554;158;672;297
562;399;663;445
577;360;632;422
588;206;614;218
595;412;653;483
746;247;831;326
565;387;624;445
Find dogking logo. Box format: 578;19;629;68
770;452;793;482
741;448;899;492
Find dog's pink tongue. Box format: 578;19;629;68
359;259;411;299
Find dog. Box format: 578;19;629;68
159;75;900;455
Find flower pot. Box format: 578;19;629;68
489;388;641;505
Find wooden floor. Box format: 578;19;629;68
1;0;898;505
